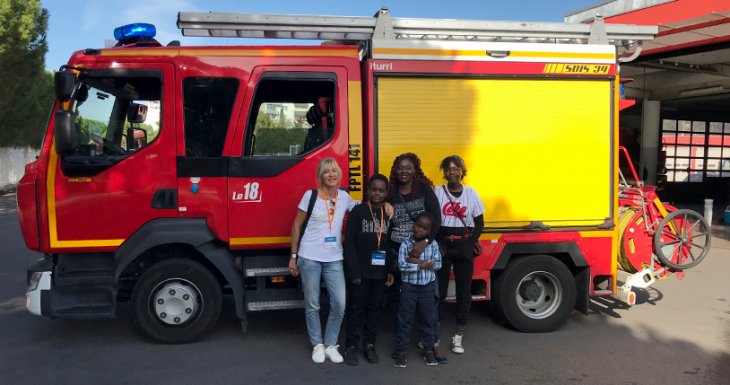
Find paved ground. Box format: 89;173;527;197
0;193;728;385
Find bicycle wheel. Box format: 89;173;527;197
653;209;711;270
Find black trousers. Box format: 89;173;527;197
438;232;474;329
345;278;387;348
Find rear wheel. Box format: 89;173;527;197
131;258;222;343
492;255;576;333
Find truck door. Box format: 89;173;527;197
228;67;350;250
48;64;176;250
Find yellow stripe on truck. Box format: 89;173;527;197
347;80;364;201
373;48;614;60
46;144;125;248
230;236;291;246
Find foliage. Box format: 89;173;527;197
0;0;53;148
78;117;107;145
253;111;308;155
254;127;308;155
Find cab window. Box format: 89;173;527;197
245;75;336;157
60;71;162;176
183;77;239;157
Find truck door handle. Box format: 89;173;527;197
486;50;510;58
151;189;177;209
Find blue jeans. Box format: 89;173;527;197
298;257;346;346
395;281;436;352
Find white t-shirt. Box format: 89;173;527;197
297;189;357;262
434;185;485;228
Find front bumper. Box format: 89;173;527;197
26;256;53;316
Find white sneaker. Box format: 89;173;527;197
451;334;464;354
325;345;344;363
312;344;326;363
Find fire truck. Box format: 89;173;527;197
19;9;689;343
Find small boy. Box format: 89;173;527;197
343;174;395;366
393;212;442;368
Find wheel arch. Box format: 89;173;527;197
492;242;590;314
114;218;245;319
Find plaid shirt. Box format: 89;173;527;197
398;237;442;285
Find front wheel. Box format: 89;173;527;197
492;255;576;333
131;258;222;344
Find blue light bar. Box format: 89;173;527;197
114;23;156;41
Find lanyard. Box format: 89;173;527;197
320;189;338;233
367;202;384;249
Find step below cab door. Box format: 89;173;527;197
228;67;351;250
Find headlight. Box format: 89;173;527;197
27;272;42;292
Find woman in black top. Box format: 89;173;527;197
386;153;443;361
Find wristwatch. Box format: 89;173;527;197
291;253;298;259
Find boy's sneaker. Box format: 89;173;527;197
325;345;344;363
344;346;359;366
423;350;438;366
451;334;464;354
363;344;379;364
312;344;326;364
393;352;407;368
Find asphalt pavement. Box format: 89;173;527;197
0;193;728;385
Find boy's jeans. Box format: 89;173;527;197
395;281;436;352
298;257;346;346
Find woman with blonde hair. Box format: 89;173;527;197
289;158;356;364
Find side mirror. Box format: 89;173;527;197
134;129;147;147
54;110;78;155
127;103;148;124
54;72;76;100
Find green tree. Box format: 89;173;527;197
0;0;53;148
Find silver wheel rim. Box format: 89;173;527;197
151;279;202;325
515;271;562;319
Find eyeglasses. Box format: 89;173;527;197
328;199;336;215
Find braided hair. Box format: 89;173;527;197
388;152;434;200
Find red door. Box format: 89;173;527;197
227;66;351;250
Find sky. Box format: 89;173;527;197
40;0;602;71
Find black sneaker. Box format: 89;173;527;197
393;352;407;368
363;344;379;364
423;350;438;366
344;346;359;366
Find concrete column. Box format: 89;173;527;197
640;99;661;185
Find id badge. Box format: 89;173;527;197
324;236;337;249
371;251;386;266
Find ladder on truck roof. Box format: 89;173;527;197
177;8;658;62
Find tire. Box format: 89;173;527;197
492;255;576;333
653;209;711;270
131;258;222;344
